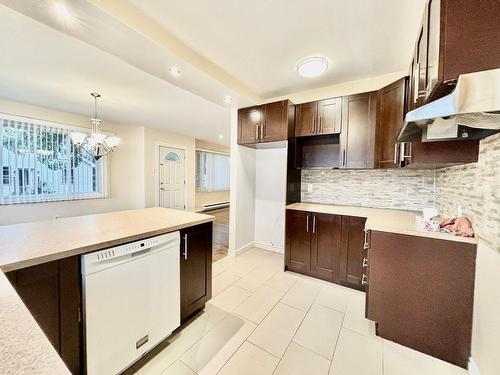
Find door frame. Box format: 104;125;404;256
154;142;188;209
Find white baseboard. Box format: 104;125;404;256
228;242;254;257
254;241;284;254
468;358;480;375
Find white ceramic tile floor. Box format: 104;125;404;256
133;247;468;375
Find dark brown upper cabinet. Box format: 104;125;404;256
295;98;342;137
409;0;500;110
375;78;407;169
238;100;294;146
340;92;377;169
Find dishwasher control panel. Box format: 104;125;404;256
82;231;180;275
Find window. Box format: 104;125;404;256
0;114;108;204
2;166;9;184
196;150;230;192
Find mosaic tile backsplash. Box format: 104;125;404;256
301;133;500;248
435;133;499;249
301;169;436;211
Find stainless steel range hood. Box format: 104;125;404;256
398;68;500;142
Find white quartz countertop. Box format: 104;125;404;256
0;271;71;375
286;202;477;245
0;207;214;272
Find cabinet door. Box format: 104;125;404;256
340;216;367;290
318;98;342;135
425;0;441;99
414;21;428;108
310;213;342;282
366;231;475;368
376;78;407;168
238;106;262;144
263;100;287;142
295;101;318;137
285;210;311;274
340;92;377;169
180;223;212;323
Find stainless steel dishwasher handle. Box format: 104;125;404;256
183;234;188;260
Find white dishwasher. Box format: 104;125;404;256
82;231;180;375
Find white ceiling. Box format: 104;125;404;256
0;4;231;145
127;0;427;98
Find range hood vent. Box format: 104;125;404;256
399;68;500;142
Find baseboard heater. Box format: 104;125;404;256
201;201;230;212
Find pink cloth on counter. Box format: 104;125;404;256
439;217;474;237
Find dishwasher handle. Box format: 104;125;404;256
182;234;188;260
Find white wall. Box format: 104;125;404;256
229;109;256;254
0;98;145;225
471;239;500;375
254;147;287;253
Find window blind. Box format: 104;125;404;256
0;114;108;205
196;150;230;192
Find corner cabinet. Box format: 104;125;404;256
238;100;294;146
285;209;367;291
180;223;212;323
365;230;476;368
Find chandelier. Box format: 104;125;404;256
70;93;120;160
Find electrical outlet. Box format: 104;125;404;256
307;183;313;193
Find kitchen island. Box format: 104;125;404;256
0;207;214;374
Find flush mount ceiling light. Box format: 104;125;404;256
168;66;181;77
296;57;329;78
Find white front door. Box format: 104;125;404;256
158;146;186;209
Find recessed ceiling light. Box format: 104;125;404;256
168;66;181;77
54;3;71;19
223;96;232;104
296;57;328;78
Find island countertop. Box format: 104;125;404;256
286;202;478;245
0;207;215;272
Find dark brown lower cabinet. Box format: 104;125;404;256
285;209;366;290
180;223;213;323
365;230;476;368
6;257;82;375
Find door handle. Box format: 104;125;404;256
183;234;188;260
306;214;309;233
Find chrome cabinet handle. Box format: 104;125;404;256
183;234;188;260
261;124;264;139
319;117;323;133
342;149;346;167
393;143;399;165
255;124;259;140
311;116;316;134
361;274;368;285
362;257;368;268
312;215;316;234
306;214;309;233
363;230;369;249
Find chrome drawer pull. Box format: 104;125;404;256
362;257;368;268
363;230;369;249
